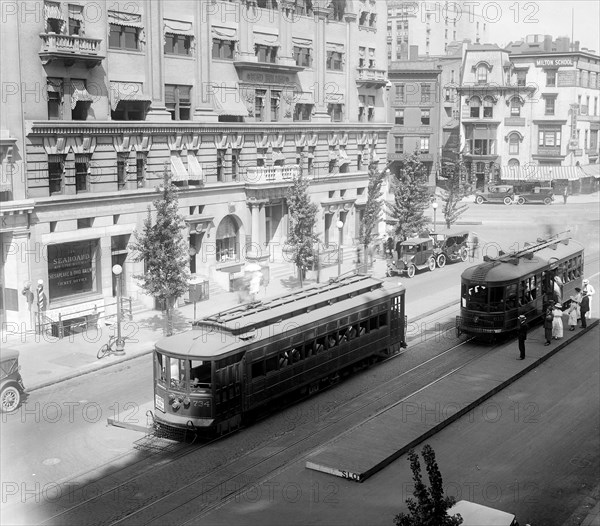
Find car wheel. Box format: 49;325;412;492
436;254;447;268
544;197;552;205
1;385;21;413
518;197;526;205
407;264;416;278
475;196;484;205
504;196;512;205
428;257;436;271
460;247;469;262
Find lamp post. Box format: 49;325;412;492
112;264;125;354
432;201;438;233
336;220;344;276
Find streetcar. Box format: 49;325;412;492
151;274;406;438
456;235;584;337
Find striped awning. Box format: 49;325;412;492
187;154;203;179
108;10;143;28
44;1;64;20
212;85;248;117
164;19;193;37
502;165;584;181
170;154;188;182
581;164;600;178
71;80;94;109
110;82;151;111
339;148;350;166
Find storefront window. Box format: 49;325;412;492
47;239;99;301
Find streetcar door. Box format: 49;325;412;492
389;294;404;346
215;356;243;417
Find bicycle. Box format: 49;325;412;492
97;322;127;359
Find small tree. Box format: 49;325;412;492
387;150;431;241
439;158;470;229
285;163;319;287
129;167;190;335
358;162;386;270
394;445;462;526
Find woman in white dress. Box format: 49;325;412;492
552;304;564;339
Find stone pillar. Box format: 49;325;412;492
145;0;171;121
250;201;261;248
238;0;258;62
258;202;266;250
194;0;218;121
311;1;332;122
344;9;357;124
278;1;295;67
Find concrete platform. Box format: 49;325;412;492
306;319;599;482
107;400;155;433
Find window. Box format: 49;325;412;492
293;46;312;67
469;139;494;155
136;153;146;188
255;90;266;121
395;136;404;153
112;101;147;121
421;84;431;102
47;78;62;120
420;137;429;153
49;160;64;194
470;97;481;118
231;149;240;180
510;97;521;116
358;11;368;26
165;84;191;120
516;70;527;87
327;103;343;122
77;218;93;229
270;91;280;121
421;109;430;125
164;33;192;55
395;109;404;125
255;44;277;63
367;95;375;122
294;104;312;121
358;95;366;121
546;70;556;87
395;84;405;102
109;24;140;50
257;0;278;8
212;39;235;59
117;158;127;189
294;0;313;16
216;216;238;262
545;97;555;115
326;51;343;71
508;134;520;155
477;65;488;84
75;161;89;193
595;97;598;116
483;97;494;118
68;4;83;35
369;13;377;27
216;149;225;181
47;240;99;300
538;129;561;147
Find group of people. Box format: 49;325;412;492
517;278;595;359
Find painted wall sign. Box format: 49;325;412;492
47;240;98;300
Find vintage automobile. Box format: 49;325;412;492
430;231;470;268
386;237;436;278
474;185;515;205
513;182;554;205
1;348;26;413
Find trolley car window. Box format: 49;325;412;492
378;313;388;327
190;360;211;389
252;360;265;378
489;287;504;312
467;285;487;311
266;355;278;374
506;284;518;309
156;352;167;386
170;358;186;390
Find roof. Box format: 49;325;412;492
1;348;20;361
400;238;432;245
447;501;515;526
461;238;584;284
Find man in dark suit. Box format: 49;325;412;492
517;315;528;359
580;292;590;329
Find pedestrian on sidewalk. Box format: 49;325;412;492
582;279;595;318
517;315;528;359
552;303;564;339
580;292;590;329
571;287;582;322
567;301;578;331
544;305;554;345
562;186;568;204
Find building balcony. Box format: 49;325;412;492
245;164;300;184
536;146;562;157
233;55;304;73
355;68;388;88
585;148;599;158
39;33;104;67
504;117;526;127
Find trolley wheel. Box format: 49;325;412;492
460;247;468;262
427;257;436;272
475;195;484;205
517;196;526;205
436;253;447;268
503;196;513;205
544;197;552;205
1;386;21;413
407;264;416;278
97;344;110;360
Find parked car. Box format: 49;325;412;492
387;238;436;278
514;182;554;205
474;185;515;205
1;348;26;413
430;231;470;267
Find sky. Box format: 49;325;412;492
484;0;600;51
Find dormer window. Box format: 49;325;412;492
477;65;488;84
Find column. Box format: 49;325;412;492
277;1;295;67
237;0;258;62
145;0;171;121
250;201;261;249
258;202;267;251
311;1;331;121
344;9;357;124
193;0;218;121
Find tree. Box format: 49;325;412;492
387;151;431;241
285;162;319;287
129;167;190;336
358;162;386;271
439;157;470;229
394;444;462;526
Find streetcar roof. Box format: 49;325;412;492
461;238;583;284
0;348;20;361
155;282;405;358
400;238;431;245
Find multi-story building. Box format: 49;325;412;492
0;0;390;330
387;46;441;189
387;0;488;59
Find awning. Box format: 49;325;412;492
295;92;314;104
164;19;193;36
170;154;188;182
68;5;83;21
211;85;248;117
502;165;584;181
110;82;151;111
254;31;279;47
47;78;63;94
108;10;143;28
326;42;344;53
187;154;203;179
44;1;64;20
70;80;94;109
339;148;350;166
292;36;312;47
581;164;600;178
211;25;238;40
272;151;285;162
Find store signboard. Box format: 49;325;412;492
48;240;98;300
535;58;573;67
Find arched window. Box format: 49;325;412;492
483;96;494;118
469;96;481;118
216;215;239;263
508;133;520;155
508;158;520;167
477;65;488;84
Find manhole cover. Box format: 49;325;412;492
42;458;61;466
